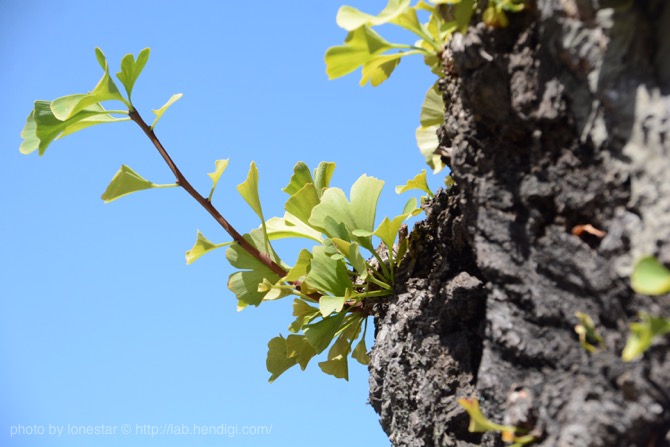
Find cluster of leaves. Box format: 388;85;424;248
325;0;525;173
571;256;670;362
458;398;536;446
623;256;670;361
19;48;435;381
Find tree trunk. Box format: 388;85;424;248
369;1;670;446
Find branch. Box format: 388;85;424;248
128;108;287;278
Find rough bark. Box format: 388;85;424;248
369;1;670;446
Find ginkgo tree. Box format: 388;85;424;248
19;0;527;383
19;46;431;382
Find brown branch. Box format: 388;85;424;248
128;108;287;278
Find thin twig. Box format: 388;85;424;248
128;108;287;278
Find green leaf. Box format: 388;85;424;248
207;159;230;201
305;246;354;297
284;249;314;283
19;111;39;155
309;174;384;241
313;162;337;197
226;228;283;306
285;334;317;369
265;212;323;242
226;228;280;270
330;238;367;277
285;183;321;226
622;313;670;362
390;6;428;36
20;101;127;156
454;0;474;33
374;214;408;251
304;311;347;354
631;256;670;295
229;270;280;307
318;335;351;380
283;162;314;196
325;26;394;80
336;0;411;31
185;230;228;265
100;164;177;203
259;278;294;301
360;53;404;87
458;397;516;434
267;335;298;383
420;83;445;127
116;48;150;101
151;93;183;129
352;336;370;365
50;48;128;120
417;124;445;173
319;296;346;317
237;162;265;222
395;169;434;197
289;298;320;333
574;311;604;353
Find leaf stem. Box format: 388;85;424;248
128;108;287;278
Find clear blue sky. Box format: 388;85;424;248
1;1;441;446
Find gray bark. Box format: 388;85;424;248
369;1;670;445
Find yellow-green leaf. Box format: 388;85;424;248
622;313;670;362
325;26;394;80
151;93;183;129
185;230;228;265
336;0;411;31
207;159;230;201
395;169;433;197
631;256;670;295
101;164;177;203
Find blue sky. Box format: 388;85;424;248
1;1;442;446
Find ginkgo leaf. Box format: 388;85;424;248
50;48;129;120
631;256;670;295
20;101;127;156
116;48;150;101
325;26;394;80
226;228;283;306
285;183;321;226
207;159;230;201
420;83;445;127
151;93;183;129
319;295;346;317
285;334;317;370
100;165;177;203
304;311;347;354
622;313;670;362
352;335;370;365
304;246;354;298
309;174;384;245
283;162;314;196
336;0;411;31
330;238;367;277
458;397;516;433
416;124;445;173
266;336;298;383
313;162;337;196
374;214;408;252
265;213;323;242
360;53;404;87
318;353;349;380
395;169;434;197
283;249;313;284
185;230;228;265
289;298;320;333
